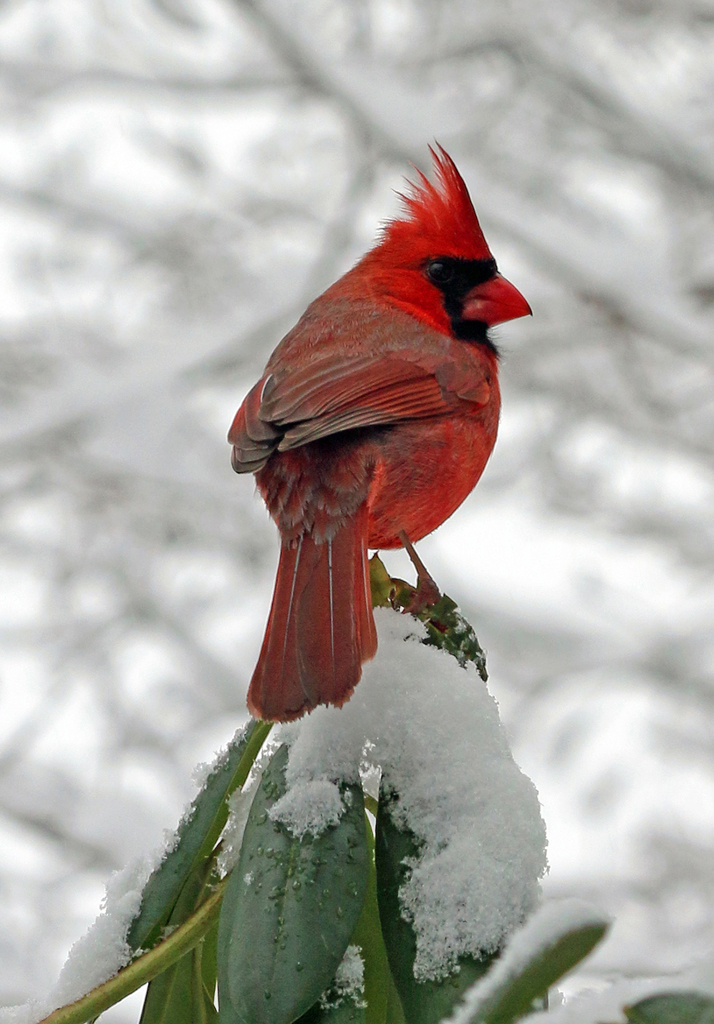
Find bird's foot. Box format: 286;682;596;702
398;529;442;614
404;573;441;615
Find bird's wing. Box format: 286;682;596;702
267;354;453;450
229;343;490;471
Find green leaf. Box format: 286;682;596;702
128;719;272;952
472;921;609;1024
201;919;219;1004
139;851;220;1024
375;789;496;1024
192;945;220;1024
139;954;193;1024
296;943;368;1024
200;988;221;1023
625;994;714;1024
295;814;393;1024
369;553;396;608
138;944;219;1024
217;979;242;1024
420;594;488;680
349;817;390;1024
384;973;406;1024
217;744;370;1024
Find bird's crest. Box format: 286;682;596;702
380;145;493;262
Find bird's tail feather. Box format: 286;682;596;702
247;503;377;722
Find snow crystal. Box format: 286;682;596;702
274;607;548;982
319;945;366;1010
446;899;611;1024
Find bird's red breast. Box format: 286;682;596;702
229;146;530;721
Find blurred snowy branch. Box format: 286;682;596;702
0;0;713;1010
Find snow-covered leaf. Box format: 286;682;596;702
128;720;271;952
375;787;497;1024
625;993;714;1024
454;908;609;1024
281;608;545;986
217;745;369;1024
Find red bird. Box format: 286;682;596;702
229;147;530;722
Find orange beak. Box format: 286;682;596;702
461;273;532;327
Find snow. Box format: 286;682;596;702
6;606;714;1024
189;722;254;797
216;785;254;876
446;899;610;1024
446;898;714;1024
272;607;548;982
528;960;714;1024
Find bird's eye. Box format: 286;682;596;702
426;260;454;285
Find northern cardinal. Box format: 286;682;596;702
229;147;530;721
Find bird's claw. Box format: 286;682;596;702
404;574;441;615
